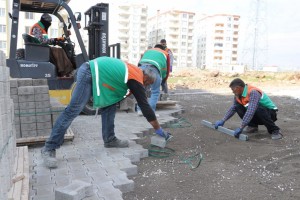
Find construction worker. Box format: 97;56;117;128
137;44;170;117
41;57;172;168
160;39;174;94
30;13;74;77
214;78;283;140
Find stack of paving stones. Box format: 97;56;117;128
10;78;65;138
0;63;17;199
50;97;66;127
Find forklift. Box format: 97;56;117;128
6;0;120;115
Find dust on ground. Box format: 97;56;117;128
123;70;300;200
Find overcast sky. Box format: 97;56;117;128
69;0;300;70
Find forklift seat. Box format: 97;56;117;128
22;33;50;62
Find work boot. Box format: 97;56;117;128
271;130;283;140
41;147;58;168
104;138;129;148
244;126;258;133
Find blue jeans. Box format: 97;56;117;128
45;62;117;150
137;64;161;112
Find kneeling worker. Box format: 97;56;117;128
214;78;283;140
41;57;172;168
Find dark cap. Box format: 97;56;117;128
41;13;52;22
160;39;166;43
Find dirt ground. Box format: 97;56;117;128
123;71;300;200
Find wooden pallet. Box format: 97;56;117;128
16;128;74;146
7;146;29;200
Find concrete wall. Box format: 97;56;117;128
0;50;17;200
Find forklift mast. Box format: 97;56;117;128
84;3;120;59
84;3;109;59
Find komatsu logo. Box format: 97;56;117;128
101;33;107;54
20;63;38;68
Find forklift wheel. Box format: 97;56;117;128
70;82;98;115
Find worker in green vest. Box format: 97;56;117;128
215;78;283;140
41;57;172;168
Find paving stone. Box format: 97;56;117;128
32;79;47;86
34;85;49;94
18;86;34;95
55;180;93;200
151;135;167;148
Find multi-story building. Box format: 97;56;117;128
0;0;10;56
148;10;195;69
115;3;148;64
193;14;240;70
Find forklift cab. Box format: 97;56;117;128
7;0;120;114
7;0;88;91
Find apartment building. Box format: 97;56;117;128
193;14;240;70
148;10;195;69
115;4;148;64
0;0;10;56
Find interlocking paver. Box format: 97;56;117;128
29;105;183;199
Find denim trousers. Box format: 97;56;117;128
137;64;161;112
45;62;117;150
235;103;279;133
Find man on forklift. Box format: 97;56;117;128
30;13;75;77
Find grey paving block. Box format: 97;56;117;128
19;101;35;109
10;87;18;95
32;79;48;86
10;94;18;103
36;121;52;130
19;108;36;116
35;100;51;109
36;107;51;115
20;116;36;123
36;114;51;123
97;182;123;200
151;135;167;148
21;123;36;131
105;169;134;193
18;94;34;102
21;130;37;137
17;78;33;86
55;180;93;200
34;93;50;102
9;79;18;88
18;86;34;95
34;85;49;94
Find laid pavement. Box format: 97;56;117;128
28;105;183;200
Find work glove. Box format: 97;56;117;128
155;128;173;141
233;128;243;138
214;120;225;129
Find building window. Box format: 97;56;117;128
25;12;34;19
0;40;6;49
50;29;58;38
182;13;187;18
182;35;186;39
25;26;30;34
0;8;5;17
182;28;187;33
0;24;6;33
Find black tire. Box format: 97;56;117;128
70;82;98;115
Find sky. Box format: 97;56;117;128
68;0;300;70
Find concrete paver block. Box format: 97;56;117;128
151;135;167;148
32;79;47;86
17;78;32;86
18;86;34;95
34;85;49;94
55;180;93;200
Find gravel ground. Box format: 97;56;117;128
123;89;300;200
